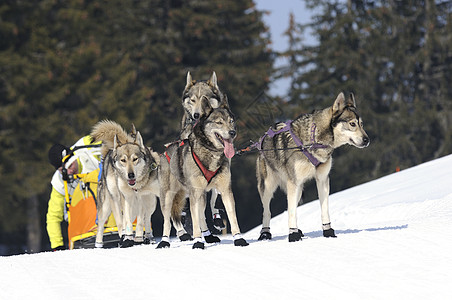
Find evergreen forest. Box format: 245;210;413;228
1;0;451;255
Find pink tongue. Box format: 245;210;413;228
223;138;235;158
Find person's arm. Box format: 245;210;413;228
46;187;66;250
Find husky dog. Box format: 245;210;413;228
181;71;227;231
91;120;160;248
180;71;226;139
157;105;249;249
256;92;370;242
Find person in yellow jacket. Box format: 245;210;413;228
46;135;101;251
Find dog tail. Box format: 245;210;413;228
171;190;187;223
91;120;130;157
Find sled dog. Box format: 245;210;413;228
181;71;228;231
256;92;370;242
91;120;160;248
157;105;249;249
180;71;227;139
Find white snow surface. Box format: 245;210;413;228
1;155;452;300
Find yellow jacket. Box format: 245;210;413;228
46;136;101;249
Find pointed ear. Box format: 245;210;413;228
185;71;193;90
113;134;121;149
130;123;137;139
219;93;230;109
332;92;346;116
136;131;145;149
348;92;357;108
207;71;219;89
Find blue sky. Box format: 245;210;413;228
255;0;315;97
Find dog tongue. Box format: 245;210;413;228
223;138;235;158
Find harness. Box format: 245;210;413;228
164;140;220;183
250;120;328;167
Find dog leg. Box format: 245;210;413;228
210;189;225;230
143;194;157;244
257;159;278;241
200;193;220;244
133;197;146;245
315;159;336;238
287;179;303;242
190;189;205;249
110;193;123;241
121;196;135;248
218;187;248;247
156;190;174;249
95;192;111;248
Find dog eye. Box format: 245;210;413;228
120;158;126;163
349;122;357;127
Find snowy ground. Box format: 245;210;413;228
1;155;452;300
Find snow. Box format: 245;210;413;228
1;155;452;300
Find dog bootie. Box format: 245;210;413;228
121;238;135;248
323;228;337;238
179;233;193;241
288;229;303;242
233;234;249;247
203;230;220;243
192;238;205;249
213;213;225;230
258;227;272;241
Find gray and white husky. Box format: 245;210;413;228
91;120;160;248
256;92;370;242
157;105;248;249
181;71;228;231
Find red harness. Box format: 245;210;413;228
164;140;220;183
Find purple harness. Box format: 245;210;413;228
254;120;328;167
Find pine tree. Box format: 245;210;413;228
280;0;452;193
0;0;273;253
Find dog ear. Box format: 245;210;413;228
332;92;346;116
135;131;145;149
207;71;219;89
185;71;194;90
348;92;357;108
219;93;230;109
130;123;137;139
113;134;121;149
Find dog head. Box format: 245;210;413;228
113;131;150;187
331;92;370;149
200;107;237;158
182;71;227;121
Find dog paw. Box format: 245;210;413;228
234;238;249;247
323;228;337;238
258;231;272;241
143;237;156;244
179;233;193;241
204;234;221;244
288;230;303;242
192;241;205;249
156;241;170;249
213;218;225;230
121;239;135;248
